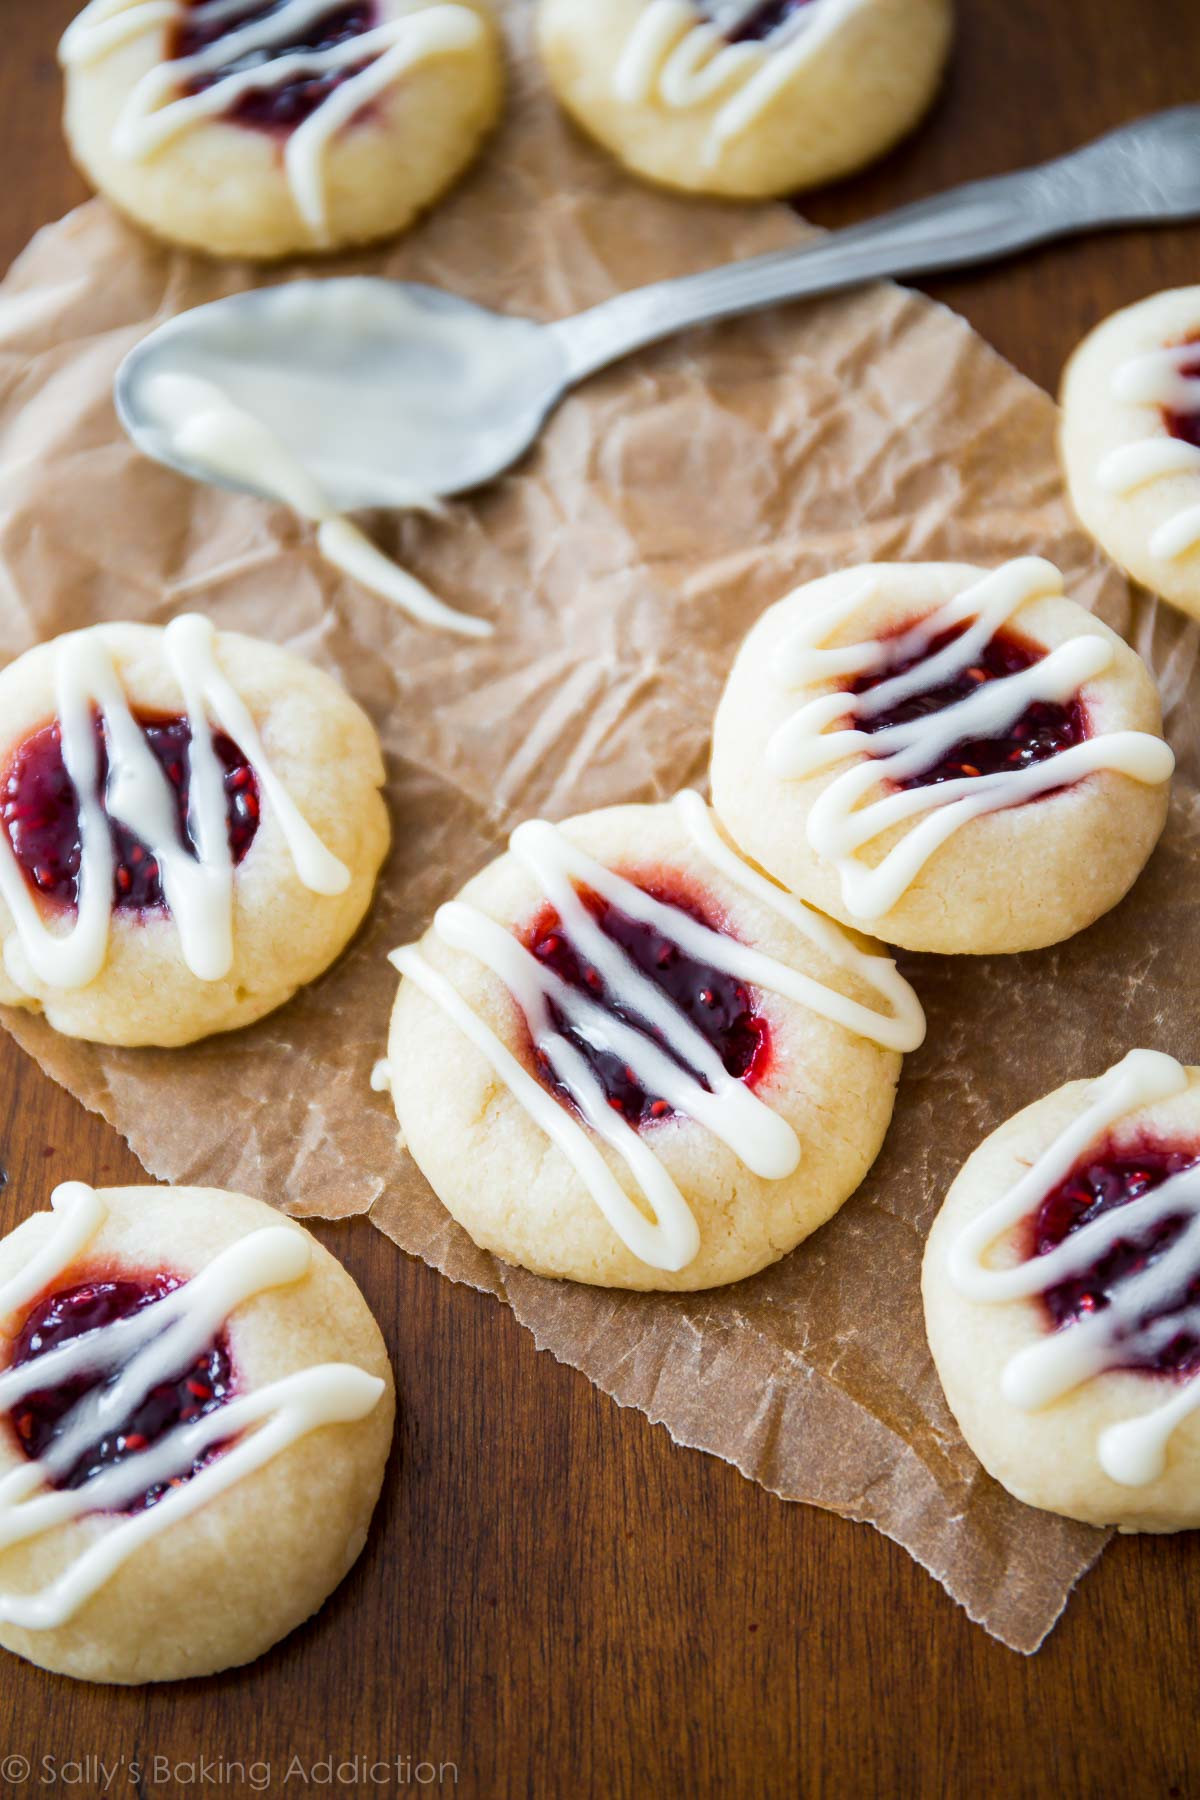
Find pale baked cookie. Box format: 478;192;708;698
384;792;924;1291
0;1181;394;1683
536;0;953;200
923;1051;1200;1532
710;557;1174;956
0;615;388;1047
59;0;504;260
1060;287;1200;622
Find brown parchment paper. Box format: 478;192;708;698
3;2;1199;1654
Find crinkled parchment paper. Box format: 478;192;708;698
3;2;1199;1654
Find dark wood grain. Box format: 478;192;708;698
3;5;1200;1797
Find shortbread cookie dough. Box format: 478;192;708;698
710;557;1173;955
385;792;925;1291
923;1050;1200;1532
1060;286;1200;621
0;1182;394;1683
536;0;953;199
0;614;388;1046
60;0;504;259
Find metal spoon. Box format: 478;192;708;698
116;105;1200;510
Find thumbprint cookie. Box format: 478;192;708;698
59;0;505;260
1060;287;1200;622
536;0;952;200
710;557;1173;955
0;1182;394;1683
384;792;925;1291
924;1051;1200;1532
0;615;388;1046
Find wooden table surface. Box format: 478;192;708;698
3;4;1200;1796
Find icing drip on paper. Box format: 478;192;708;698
947;1051;1200;1489
58;0;485;238
0;614;349;996
1098;342;1200;562
141;373;490;639
612;0;867;165
765;557;1175;922
0;1183;385;1630
390;791;924;1272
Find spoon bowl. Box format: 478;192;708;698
116;279;571;509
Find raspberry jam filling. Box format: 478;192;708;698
723;0;818;43
1163;341;1200;452
1030;1143;1200;1378
5;1276;235;1513
1;711;260;914
172;1;378;133
851;623;1088;789
524;885;769;1128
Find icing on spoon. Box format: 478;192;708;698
139;372;491;639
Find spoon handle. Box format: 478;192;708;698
550;107;1200;383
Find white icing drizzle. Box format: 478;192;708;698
765;557;1175;922
946;1051;1200;1488
673;789;923;1051
0;613;349;997
613;0;868;165
59;0;485;239
1098;343;1200;561
370;1057;391;1092
142;373;489;639
390;791;923;1272
0;1183;385;1630
0;1185;109;1326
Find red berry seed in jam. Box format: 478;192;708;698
1030;1143;1200;1379
1;712;260;915
851;623;1088;789
6;1277;234;1513
171;1;379;134
525;886;769;1128
724;0;818;43
1163;340;1200;452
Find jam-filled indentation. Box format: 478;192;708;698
171;0;379;134
851;623;1089;789
5;1275;235;1513
2;710;260;915
523;883;770;1129
723;0;818;43
1031;1142;1200;1379
1163;341;1200;452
